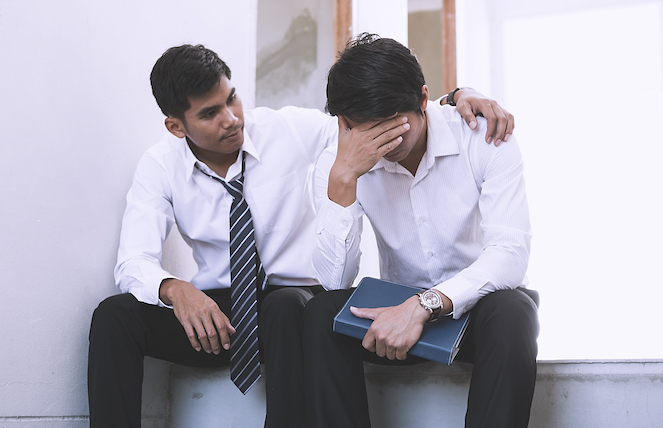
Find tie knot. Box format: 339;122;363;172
222;178;244;200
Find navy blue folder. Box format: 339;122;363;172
332;277;470;365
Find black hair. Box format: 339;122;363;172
150;44;231;120
325;33;425;122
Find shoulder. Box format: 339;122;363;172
245;105;334;129
135;133;187;180
245;106;338;158
434;101;522;158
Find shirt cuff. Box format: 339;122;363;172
317;198;361;240
433;276;479;319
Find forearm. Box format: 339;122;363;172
312;199;363;290
433;242;529;318
115;260;176;306
327;160;360;207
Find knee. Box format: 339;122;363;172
260;287;312;328
302;290;350;332
89;294;137;338
474;290;539;348
260;287;311;314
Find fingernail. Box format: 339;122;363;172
504;134;511;142
470;120;477;129
495;139;502;146
403;123;410;130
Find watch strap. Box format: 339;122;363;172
446;87;461;106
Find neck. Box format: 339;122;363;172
398;112;428;176
187;138;239;178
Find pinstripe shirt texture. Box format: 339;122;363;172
313;100;532;318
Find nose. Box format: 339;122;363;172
220;107;238;129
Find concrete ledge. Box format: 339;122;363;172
169;365;266;428
365;361;472;427
165;360;663;428
531;360;663;428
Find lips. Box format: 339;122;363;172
222;127;242;141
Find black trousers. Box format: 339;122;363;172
87;285;322;428
302;288;540;428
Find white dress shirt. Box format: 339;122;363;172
115;106;338;306
313;100;532;318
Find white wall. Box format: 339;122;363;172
457;0;663;360
354;0;409;45
0;0;257;423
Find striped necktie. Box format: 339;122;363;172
197;152;267;394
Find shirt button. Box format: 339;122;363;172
419;216;426;223
428;251;434;257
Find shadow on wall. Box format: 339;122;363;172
256;9;317;102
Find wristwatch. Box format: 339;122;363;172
417;289;443;322
445;87;462;106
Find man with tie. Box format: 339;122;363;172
86;43;514;428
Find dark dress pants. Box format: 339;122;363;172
302;287;539;428
88;285;322;428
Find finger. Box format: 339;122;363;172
374;114;408;131
491;105;508;146
202;317;222;355
374;338;386;358
351;306;381;320
376;136;403;157
191;319;213;353
212;312;234;351
373;122;408;152
455;102;478;130
504;111;515;142
189;317;212;354
396;341;412;360
362;331;377;353
481;104;498;144
182;321;202;352
386;345;397;360
396;348;408;360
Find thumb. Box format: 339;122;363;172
350;306;381;320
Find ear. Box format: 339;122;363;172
165;117;187;139
419;85;430;112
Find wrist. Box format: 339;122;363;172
159;278;186;306
445;87;474;107
409;295;432;324
328;165;359;207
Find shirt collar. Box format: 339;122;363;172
423;99;460;169
181;127;262;181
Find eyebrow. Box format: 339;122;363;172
195;88;236;119
226;87;236;104
196;104;219;119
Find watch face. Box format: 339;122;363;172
422;290;442;309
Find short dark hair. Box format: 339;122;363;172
150;44;231;119
325;33;425;122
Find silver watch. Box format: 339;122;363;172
417;289;443;322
